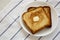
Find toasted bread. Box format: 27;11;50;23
22;6;52;34
27;6;52;28
43;6;52;27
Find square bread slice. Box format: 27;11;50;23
27;6;52;28
43;6;52;27
22;7;51;34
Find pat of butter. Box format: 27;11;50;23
33;16;39;21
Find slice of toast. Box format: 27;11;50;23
22;7;51;34
43;6;52;27
27;6;52;28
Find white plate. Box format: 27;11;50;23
20;1;58;36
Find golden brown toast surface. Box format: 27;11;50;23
27;6;52;27
22;6;52;34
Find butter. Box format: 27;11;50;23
33;16;39;21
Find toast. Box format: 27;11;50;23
27;6;52;27
22;6;52;34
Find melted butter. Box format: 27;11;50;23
33;16;39;22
